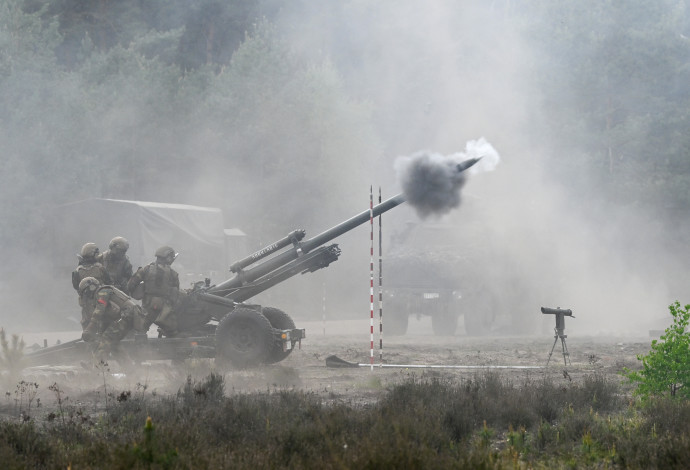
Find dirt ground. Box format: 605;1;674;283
2;316;655;418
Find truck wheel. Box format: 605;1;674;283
261;307;296;364
384;300;409;336
215;307;274;368
432;311;458;336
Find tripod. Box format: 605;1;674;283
542;307;574;366
546;327;571;366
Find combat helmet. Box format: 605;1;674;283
80;242;100;260
78;276;101;296
109;236;129;254
155;245;178;264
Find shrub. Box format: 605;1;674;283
623;301;690;399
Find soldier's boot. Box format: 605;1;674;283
155;310;178;337
102;323;135;372
94;340;112;364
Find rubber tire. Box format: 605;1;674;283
432;311;459;336
261;307;296;364
384;299;409;336
215;307;274;368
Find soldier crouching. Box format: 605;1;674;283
79;277;150;364
73;243;112;328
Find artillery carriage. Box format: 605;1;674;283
27;194;407;369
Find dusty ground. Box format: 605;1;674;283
1;316;655;419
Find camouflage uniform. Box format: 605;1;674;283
72;243;111;289
81;282;148;361
72;243;111;328
99;237;133;293
127;246;180;336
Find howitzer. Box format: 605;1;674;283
162;193;410;368
26;193;411;370
26;158;480;369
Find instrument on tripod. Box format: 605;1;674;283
542;307;574;366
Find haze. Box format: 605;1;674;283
0;1;687;337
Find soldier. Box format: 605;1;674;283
72;242;111;289
76;276;100;331
72;243;111;329
99;236;133;293
127;246;181;337
79;277;148;361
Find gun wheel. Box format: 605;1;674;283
261;307;296;364
216;307;273;368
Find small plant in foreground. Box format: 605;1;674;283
14;381;39;417
130;416;178;467
476;420;494;448
623;301;690;399
48;382;68;426
95;360;110;411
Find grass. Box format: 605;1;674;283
0;371;687;468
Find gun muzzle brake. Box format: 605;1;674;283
456;157;482;173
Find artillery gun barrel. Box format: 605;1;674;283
208;157;478;298
230;229;306;273
301;193;406;252
456;157;482;172
296;156;477;253
208;193;406;296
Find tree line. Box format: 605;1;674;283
1;0;689;262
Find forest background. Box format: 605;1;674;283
1;0;689;334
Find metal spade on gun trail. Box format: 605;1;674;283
325;354;541;369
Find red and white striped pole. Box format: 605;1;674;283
378;187;383;366
369;186;375;371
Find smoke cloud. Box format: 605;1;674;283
395;138;500;218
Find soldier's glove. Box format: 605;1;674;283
82;321;100;342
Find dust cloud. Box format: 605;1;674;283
0;1;685;339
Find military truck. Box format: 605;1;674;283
382;220;495;336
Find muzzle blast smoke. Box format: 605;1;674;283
394;138;500;218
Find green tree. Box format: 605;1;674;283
624;301;690;399
177;0;261;71
521;0;690;209
0;0;68;247
195;21;380;236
